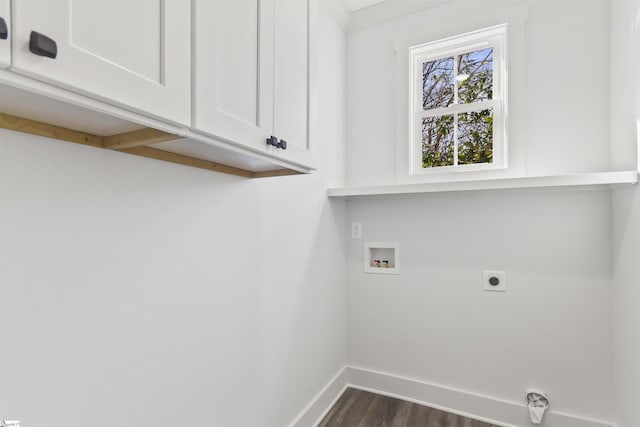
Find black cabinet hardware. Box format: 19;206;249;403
267;136;287;150
267;135;279;147
29;31;57;59
0;17;7;40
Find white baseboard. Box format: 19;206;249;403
288;365;349;427
289;365;613;427
346;366;613;427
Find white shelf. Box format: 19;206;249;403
328;171;639;199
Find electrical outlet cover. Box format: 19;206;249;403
351;222;362;239
483;270;506;292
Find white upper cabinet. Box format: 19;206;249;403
10;0;191;125
193;0;274;153
193;0;312;168
0;0;10;69
271;0;311;167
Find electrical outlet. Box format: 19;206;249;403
351;222;362;239
482;270;506;292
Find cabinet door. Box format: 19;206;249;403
10;0;190;125
0;0;9;69
272;0;312;167
193;0;273;153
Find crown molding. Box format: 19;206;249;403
324;0;351;30
348;0;451;32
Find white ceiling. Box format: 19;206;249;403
342;0;390;12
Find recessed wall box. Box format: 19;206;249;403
364;242;399;275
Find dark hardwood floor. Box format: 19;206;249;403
317;388;499;427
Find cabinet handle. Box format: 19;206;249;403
266;136;287;150
29;31;57;59
0;17;7;40
267;135;279;147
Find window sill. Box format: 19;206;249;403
327;171;639;199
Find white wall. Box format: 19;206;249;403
347;190;614;422
345;0;616;424
611;186;640;427
610;1;640;426
346;0;612;187
0;2;347;426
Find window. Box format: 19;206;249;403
409;25;507;174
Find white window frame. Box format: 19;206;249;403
409;24;508;176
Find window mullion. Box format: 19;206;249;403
453;113;459;166
417;99;496;119
453;55;459;105
453;54;459;166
